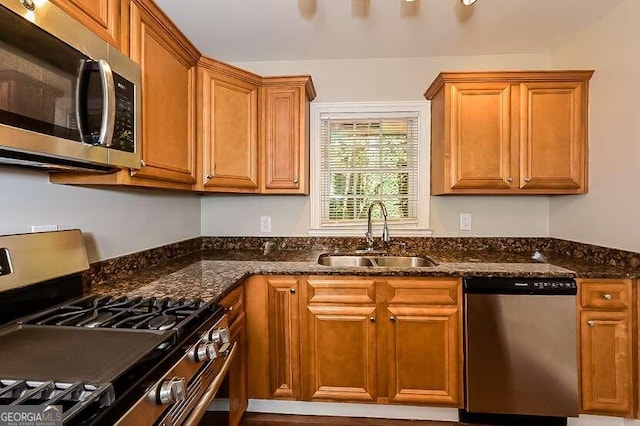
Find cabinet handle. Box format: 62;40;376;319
587;320;596;327
290;288;296;294
603;293;612;300
293;178;299;184
507;176;513;183
524;177;531;182
206;174;213;180
369;316;376;323
390;316;396;321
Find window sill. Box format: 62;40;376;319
307;228;433;237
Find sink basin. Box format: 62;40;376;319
372;256;436;267
317;255;436;268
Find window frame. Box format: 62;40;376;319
308;101;432;236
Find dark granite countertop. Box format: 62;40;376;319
90;248;635;304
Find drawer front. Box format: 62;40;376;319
220;285;245;325
305;278;376;305
579;280;631;310
387;278;460;305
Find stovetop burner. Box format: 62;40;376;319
20;295;208;333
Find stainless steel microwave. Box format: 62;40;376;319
0;0;141;171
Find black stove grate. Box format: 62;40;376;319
0;379;114;422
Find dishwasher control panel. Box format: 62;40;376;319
464;277;577;295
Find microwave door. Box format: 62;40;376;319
75;59;115;148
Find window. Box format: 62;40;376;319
309;102;431;236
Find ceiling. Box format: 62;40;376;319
154;0;625;62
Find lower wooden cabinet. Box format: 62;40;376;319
246;275;463;407
220;285;248;426
304;304;378;401
386;305;461;405
577;278;634;417
246;276;301;400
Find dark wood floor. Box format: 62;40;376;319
202;412;461;426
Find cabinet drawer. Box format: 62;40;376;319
387;278;460;305
579;280;631;310
220;285;245;325
305;278;376;304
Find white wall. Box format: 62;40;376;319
201;53;552;237
550;0;640;252
0;167;201;262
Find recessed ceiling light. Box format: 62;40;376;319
461;0;478;5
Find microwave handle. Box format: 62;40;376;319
74;60;89;144
97;59;116;147
75;60;116;147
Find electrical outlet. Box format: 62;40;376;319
459;213;472;231
30;225;58;233
260;216;272;233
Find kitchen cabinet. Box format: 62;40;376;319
260;77;316;194
425;70;593;195
302;278;378;401
245;276;301;400
577;278;633;417
384;278;462;406
51;0;200;190
299;276;463;406
196;58;260;193
220;285;247;426
50;0;123;48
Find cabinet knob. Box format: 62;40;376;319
140;159;146;167
290;288;296;294
587;320;596;327
206;174;213;180
369;316;376;323
390;316;396;321
524;177;531;182
603;293;612;300
227;306;233;312
293;178;299;184
507;176;513;183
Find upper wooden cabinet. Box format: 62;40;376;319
51;0;200;190
50;0;122;48
261;77;316;194
425;71;593;195
196;59;260;193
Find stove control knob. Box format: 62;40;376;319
189;343;218;362
208;328;230;344
156;377;186;405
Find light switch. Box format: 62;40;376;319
459;213;472;231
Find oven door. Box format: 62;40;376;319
184;342;238;425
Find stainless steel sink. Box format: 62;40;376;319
317;255;436;268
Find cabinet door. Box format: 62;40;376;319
446;82;513;190
304;305;377;401
267;278;300;399
261;86;303;193
519;81;586;191
386;306;461;406
228;311;247;426
50;0;120;47
129;2;197;185
580;310;633;416
199;69;259;191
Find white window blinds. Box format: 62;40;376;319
320;116;419;225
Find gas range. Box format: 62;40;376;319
0;230;235;425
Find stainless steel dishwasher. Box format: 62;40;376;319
462;277;579;426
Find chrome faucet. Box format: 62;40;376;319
364;201;390;251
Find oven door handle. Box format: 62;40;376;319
184;341;238;426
